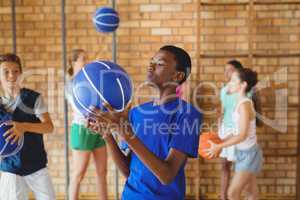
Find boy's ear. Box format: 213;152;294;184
174;71;185;83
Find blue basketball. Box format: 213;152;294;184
72;61;133;117
0;121;23;158
92;7;119;33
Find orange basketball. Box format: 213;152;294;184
198;132;222;160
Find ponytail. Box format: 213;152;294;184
251;88;263;127
67;49;85;77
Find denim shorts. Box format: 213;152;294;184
235;144;263;175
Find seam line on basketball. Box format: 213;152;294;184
0;123;24;158
97;61;125;112
0;140;9;156
0;123;8;156
116;78;125;111
93;20;119;27
93;13;119;27
95;13;119;18
82;66;109;105
95;61;110;69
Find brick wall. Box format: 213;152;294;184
195;1;299;198
0;0;299;199
0;1;12;53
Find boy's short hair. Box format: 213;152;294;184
0;53;22;72
160;45;191;85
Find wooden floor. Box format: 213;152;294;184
29;193;296;200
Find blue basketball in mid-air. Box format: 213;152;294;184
0;121;23;158
92;7;119;33
72;61;133;117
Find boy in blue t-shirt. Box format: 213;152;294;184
88;45;202;200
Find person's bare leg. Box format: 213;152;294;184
69;150;91;200
245;176;259;200
221;158;232;200
228;171;253;200
93;146;108;200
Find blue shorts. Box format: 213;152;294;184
235;144;263;175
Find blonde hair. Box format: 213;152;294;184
67;49;85;77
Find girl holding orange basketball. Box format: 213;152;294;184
206;68;263;200
218;60;243;200
66;49;107;200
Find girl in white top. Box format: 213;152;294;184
207;68;263;200
66;49;108;200
218;60;244;200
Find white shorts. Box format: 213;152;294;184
218;125;236;162
0;168;55;200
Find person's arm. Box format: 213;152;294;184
221;133;234;142
16;112;54;134
4;95;54;144
19;94;54;134
87;114;131;178
90;124;186;184
4;112;54;144
123;129;187;185
87;105;189;185
206;101;251;157
103;134;131;178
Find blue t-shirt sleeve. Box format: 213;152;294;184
168;110;202;158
